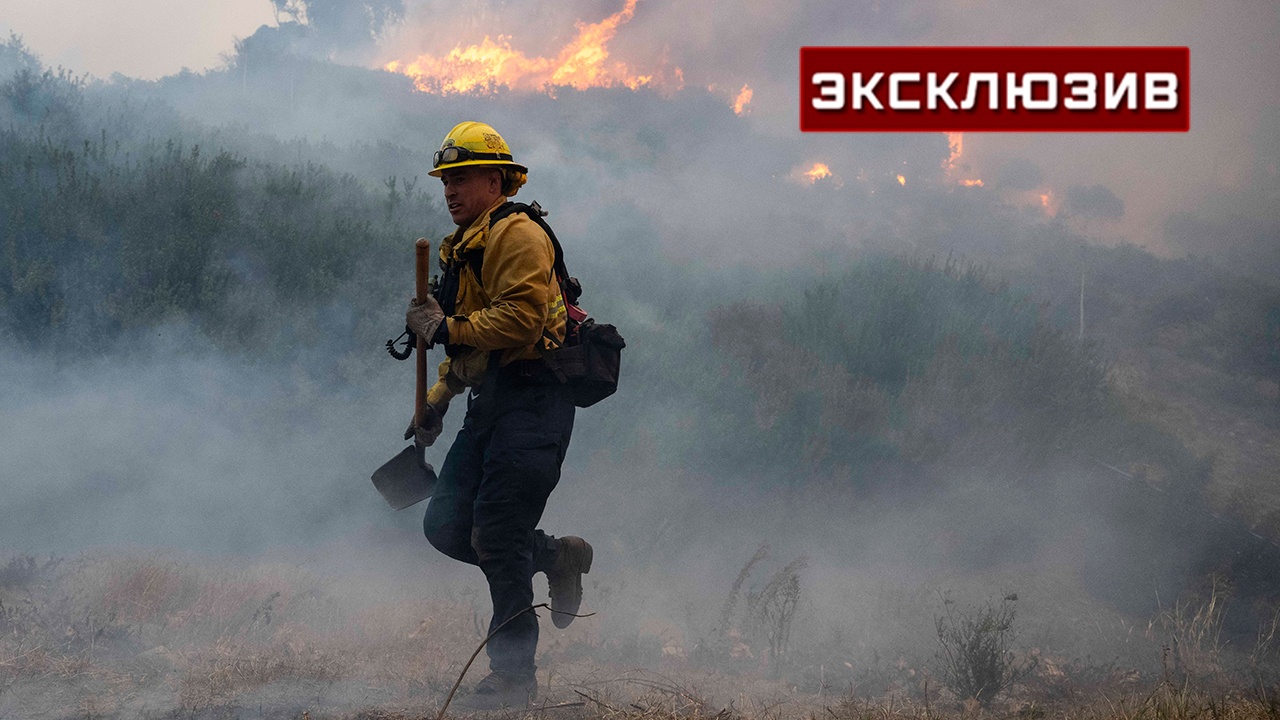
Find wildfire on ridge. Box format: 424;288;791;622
732;84;753;115
790;161;842;188
805;163;833;183
384;0;676;94
945;132;963;172
944;131;984;187
1039;191;1061;217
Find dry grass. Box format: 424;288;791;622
0;552;1277;719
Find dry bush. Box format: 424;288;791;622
697;545;808;676
1148;577;1230;684
1247;602;1280;693
746;555;809;671
934;592;1036;706
717;546;770;641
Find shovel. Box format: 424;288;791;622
371;238;438;510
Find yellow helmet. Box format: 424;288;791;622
429;121;529;178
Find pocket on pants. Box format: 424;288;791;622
485;428;567;495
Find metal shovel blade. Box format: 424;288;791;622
371;445;437;510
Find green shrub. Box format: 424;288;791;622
705;255;1109;479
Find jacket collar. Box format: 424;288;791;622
444;196;508;261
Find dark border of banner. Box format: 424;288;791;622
798;46;1190;133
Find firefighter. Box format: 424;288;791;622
403;121;593;709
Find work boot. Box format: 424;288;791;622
546;536;593;629
458;671;538;711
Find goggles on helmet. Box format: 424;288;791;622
432;146;514;169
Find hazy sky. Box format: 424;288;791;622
0;0;272;79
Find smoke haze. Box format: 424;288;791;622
0;2;1277;716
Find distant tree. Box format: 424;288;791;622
1064;184;1125;219
0;33;41;77
268;0;405;52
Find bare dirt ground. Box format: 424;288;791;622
1;552;1276;720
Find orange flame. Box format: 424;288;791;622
944;131;984;187
732;84;753;115
897;174;906;186
384;0;672;94
805;163;833;183
1039;191;1060;217
945;132;963;172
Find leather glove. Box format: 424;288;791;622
404;404;445;449
406;295;445;347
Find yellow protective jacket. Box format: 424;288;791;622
425;197;567;412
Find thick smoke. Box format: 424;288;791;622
0;4;1277;716
242;0;406;63
378;0;1280;261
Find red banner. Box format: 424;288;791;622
799;47;1190;132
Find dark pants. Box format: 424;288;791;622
423;367;575;678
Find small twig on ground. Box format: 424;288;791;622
530;701;585;712
435;603;596;720
621;677;702;705
574;689;621;713
0;647;41;668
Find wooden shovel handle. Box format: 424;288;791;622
414;238;432;428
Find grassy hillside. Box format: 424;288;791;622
0;97;442;365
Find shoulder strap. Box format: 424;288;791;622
465;248;484;282
482;201;580;304
435;224;468;317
